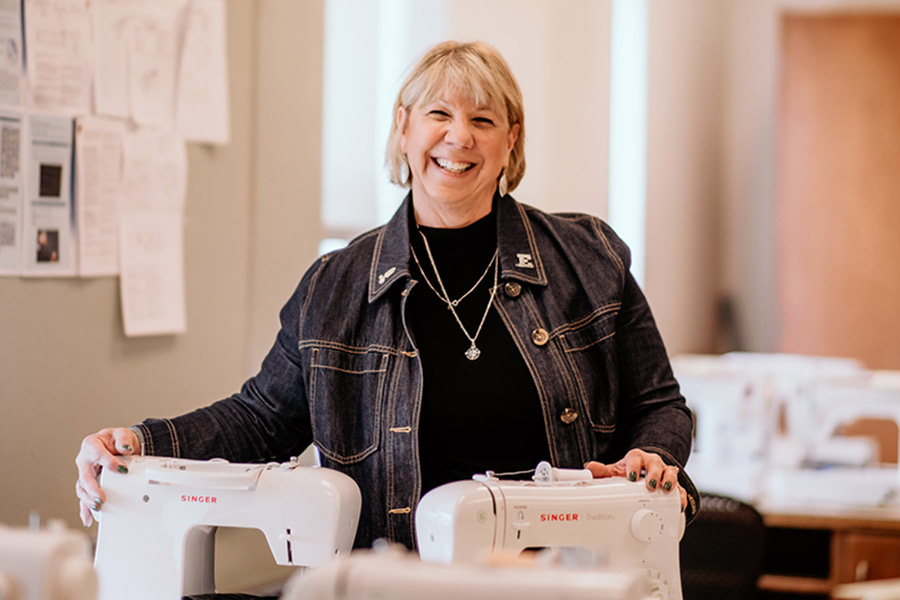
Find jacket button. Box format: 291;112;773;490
560;408;579;424
504;282;522;297
531;328;549;346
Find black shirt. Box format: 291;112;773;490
407;205;550;494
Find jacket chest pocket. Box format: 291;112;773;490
308;346;390;464
558;310;619;433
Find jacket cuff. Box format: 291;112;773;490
131;418;181;458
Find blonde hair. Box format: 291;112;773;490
385;40;526;192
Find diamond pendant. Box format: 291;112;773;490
465;344;481;361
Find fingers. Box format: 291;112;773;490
584;461;620;479
75;427;138;525
622;449;647;484
75;479;99;527
658;464;680;494
588;451;688;513
112;428;140;456
592;448;683;492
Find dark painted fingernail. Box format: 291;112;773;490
649;479;657;489
122;444;132;452
92;502;100;512
94;497;103;506
117;465;128;474
664;481;672;491
628;471;637;482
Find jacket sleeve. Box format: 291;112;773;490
133;274;315;464
599;223;700;521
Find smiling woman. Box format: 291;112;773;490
386;41;523;228
397;91;518;227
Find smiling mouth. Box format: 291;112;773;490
433;157;474;174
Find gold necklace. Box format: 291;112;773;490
417;230;499;361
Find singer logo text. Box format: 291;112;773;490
181;495;218;504
540;513;579;522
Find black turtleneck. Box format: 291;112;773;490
407;204;550;495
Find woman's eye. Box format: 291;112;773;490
429;110;450;118
474;117;495;126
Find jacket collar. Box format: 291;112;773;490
368;193;548;303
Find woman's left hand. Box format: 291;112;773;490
585;448;686;512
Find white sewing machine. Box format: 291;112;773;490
282;543;653;600
415;462;685;600
0;519;97;600
92;456;361;600
761;377;900;509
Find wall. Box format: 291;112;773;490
645;0;727;355
247;1;325;372
0;0;325;539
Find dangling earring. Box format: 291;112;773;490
399;157;410;184
498;169;508;197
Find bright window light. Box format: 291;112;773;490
608;0;647;286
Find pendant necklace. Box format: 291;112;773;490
417;229;499;361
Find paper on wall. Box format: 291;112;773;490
75;116;125;277
119;212;186;336
22;113;75;276
0;0;23;107
175;0;229;144
0;109;23;275
127;0;188;129
92;0;188;129
119;127;187;336
22;0;92;113
91;0;131;118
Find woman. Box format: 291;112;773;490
76;40;698;549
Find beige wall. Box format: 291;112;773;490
0;0;324;538
644;0;727;356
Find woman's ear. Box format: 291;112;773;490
507;122;520;151
397;106;409;152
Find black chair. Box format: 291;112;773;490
679;492;765;600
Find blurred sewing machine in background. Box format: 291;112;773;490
0;517;97;600
92;456;361;600
282;543;655;600
415;461;685;600
673;352;900;509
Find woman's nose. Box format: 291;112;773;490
444;119;474;147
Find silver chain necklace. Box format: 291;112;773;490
410;243;498;308
417;229;499;361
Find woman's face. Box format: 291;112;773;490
399;90;518;222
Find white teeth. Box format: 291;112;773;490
434;157;472;173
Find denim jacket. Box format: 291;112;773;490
134;193;698;550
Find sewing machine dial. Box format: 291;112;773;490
630;508;665;542
646;568;671;600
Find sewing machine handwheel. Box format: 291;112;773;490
630;508;665;542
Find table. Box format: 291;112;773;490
755;504;900;598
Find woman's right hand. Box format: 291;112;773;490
75;428;141;527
